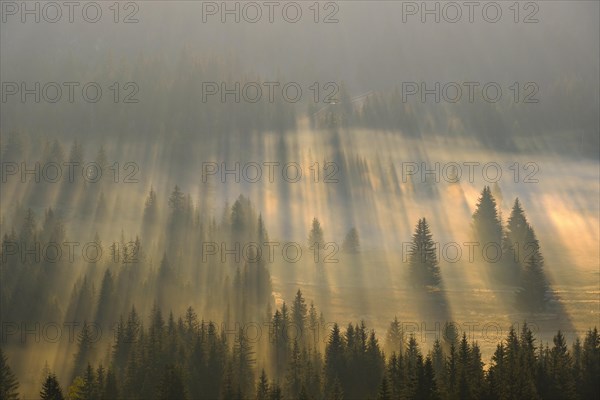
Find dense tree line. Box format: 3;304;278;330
311;82;599;156
2;312;598;400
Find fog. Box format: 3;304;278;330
1;1;598;399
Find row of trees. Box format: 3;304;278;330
2;308;598;400
310;81;598;156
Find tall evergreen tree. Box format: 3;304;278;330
40;374;65;400
256;369;269;400
548;331;576;399
472;186;503;256
291;290;308;345
73;322;95;381
385;316;403;355
308;218;325;249
342;227;360;254
580;327;600;399
408;218;441;287
0;348;19;400
325;324;345;393
233;327;255;397
376;376;391;400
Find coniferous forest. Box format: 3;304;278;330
1;2;599;399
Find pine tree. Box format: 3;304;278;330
291;289;308;345
40;374;65;400
387;352;404;400
408;218;440;287
366;330;385;396
82;363;98;400
308;217;325;249
580;327;600;399
385;317;403;355
417;356;439;400
95;269;114;327
430;339;446;393
102;369;118;400
73;322;95;380
404;335;422;398
472;186;503;258
233;327;255;397
342;227;360;254
256;369;270;400
445;343;458;399
377;376;391;400
143;186;157;225
285;340;302;397
469;342;485;399
517;322;539;399
325;324;345;393
168;185;187;229
308;302;319;350
549;331;576;399
505;198;533;267
0;347;19;400
487;342;505;400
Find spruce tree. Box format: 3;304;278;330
385;317;403;355
549;331;576;399
377;376;391;400
325;324;345;394
102;369;118;400
472;186;503;258
256;369;270;400
40;374;65;400
342;227;360;254
0;347;19;400
408;218;440;287
308;217;325;249
291;290;308;345
581;327;600;399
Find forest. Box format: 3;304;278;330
1;1;599;399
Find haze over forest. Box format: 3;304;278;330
0;1;599;399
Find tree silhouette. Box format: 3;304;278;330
292;290;308;345
342;227;360;254
256;369;270;400
472;186;503;263
40;374;65;400
308;218;325;249
408;218;440;287
0;348;19;400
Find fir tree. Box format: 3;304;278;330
342;227;360;254
472;186;503;256
40;374;64;400
308;217;325;249
408;218;441;287
0;347;19;400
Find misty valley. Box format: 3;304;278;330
1;2;599;400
